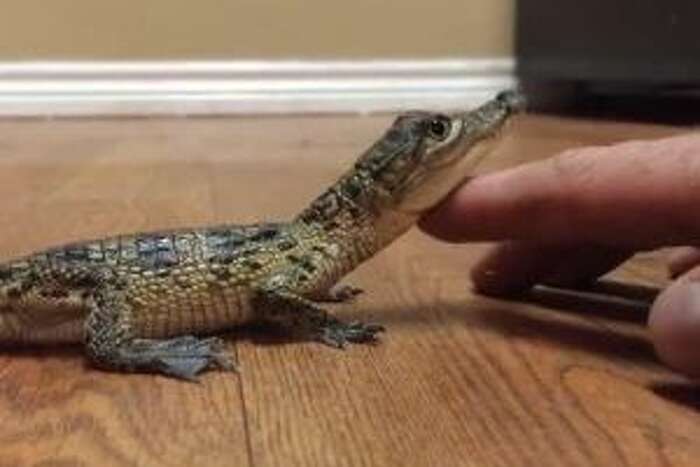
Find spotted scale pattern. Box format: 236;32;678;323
0;223;317;343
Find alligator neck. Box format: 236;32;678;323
295;168;418;269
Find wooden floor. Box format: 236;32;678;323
0;111;698;467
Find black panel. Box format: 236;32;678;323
517;0;700;85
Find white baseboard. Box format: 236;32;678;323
0;58;515;117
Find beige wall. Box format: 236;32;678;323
0;0;513;59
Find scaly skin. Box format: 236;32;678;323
0;91;523;379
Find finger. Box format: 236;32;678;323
667;246;700;278
420;133;700;248
471;241;632;296
648;265;700;377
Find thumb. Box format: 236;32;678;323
648;266;700;378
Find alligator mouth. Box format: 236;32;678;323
454;89;525;138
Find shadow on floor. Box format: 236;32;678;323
526;279;658;324
473;279;660;366
650;383;700;411
330;278;662;367
0;343;83;361
467;300;658;367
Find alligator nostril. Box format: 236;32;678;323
496;89;526;112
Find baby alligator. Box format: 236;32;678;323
0;91;523;379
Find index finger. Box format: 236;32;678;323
419;133;700;248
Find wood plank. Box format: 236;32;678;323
0;113;696;466
0;119;251;467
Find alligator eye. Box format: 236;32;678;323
428;117;451;140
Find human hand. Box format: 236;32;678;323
419;133;700;378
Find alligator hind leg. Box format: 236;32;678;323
106;335;235;380
85;285;236;380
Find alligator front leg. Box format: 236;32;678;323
84;284;236;380
254;284;383;348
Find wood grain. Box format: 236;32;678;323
0;113;697;466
